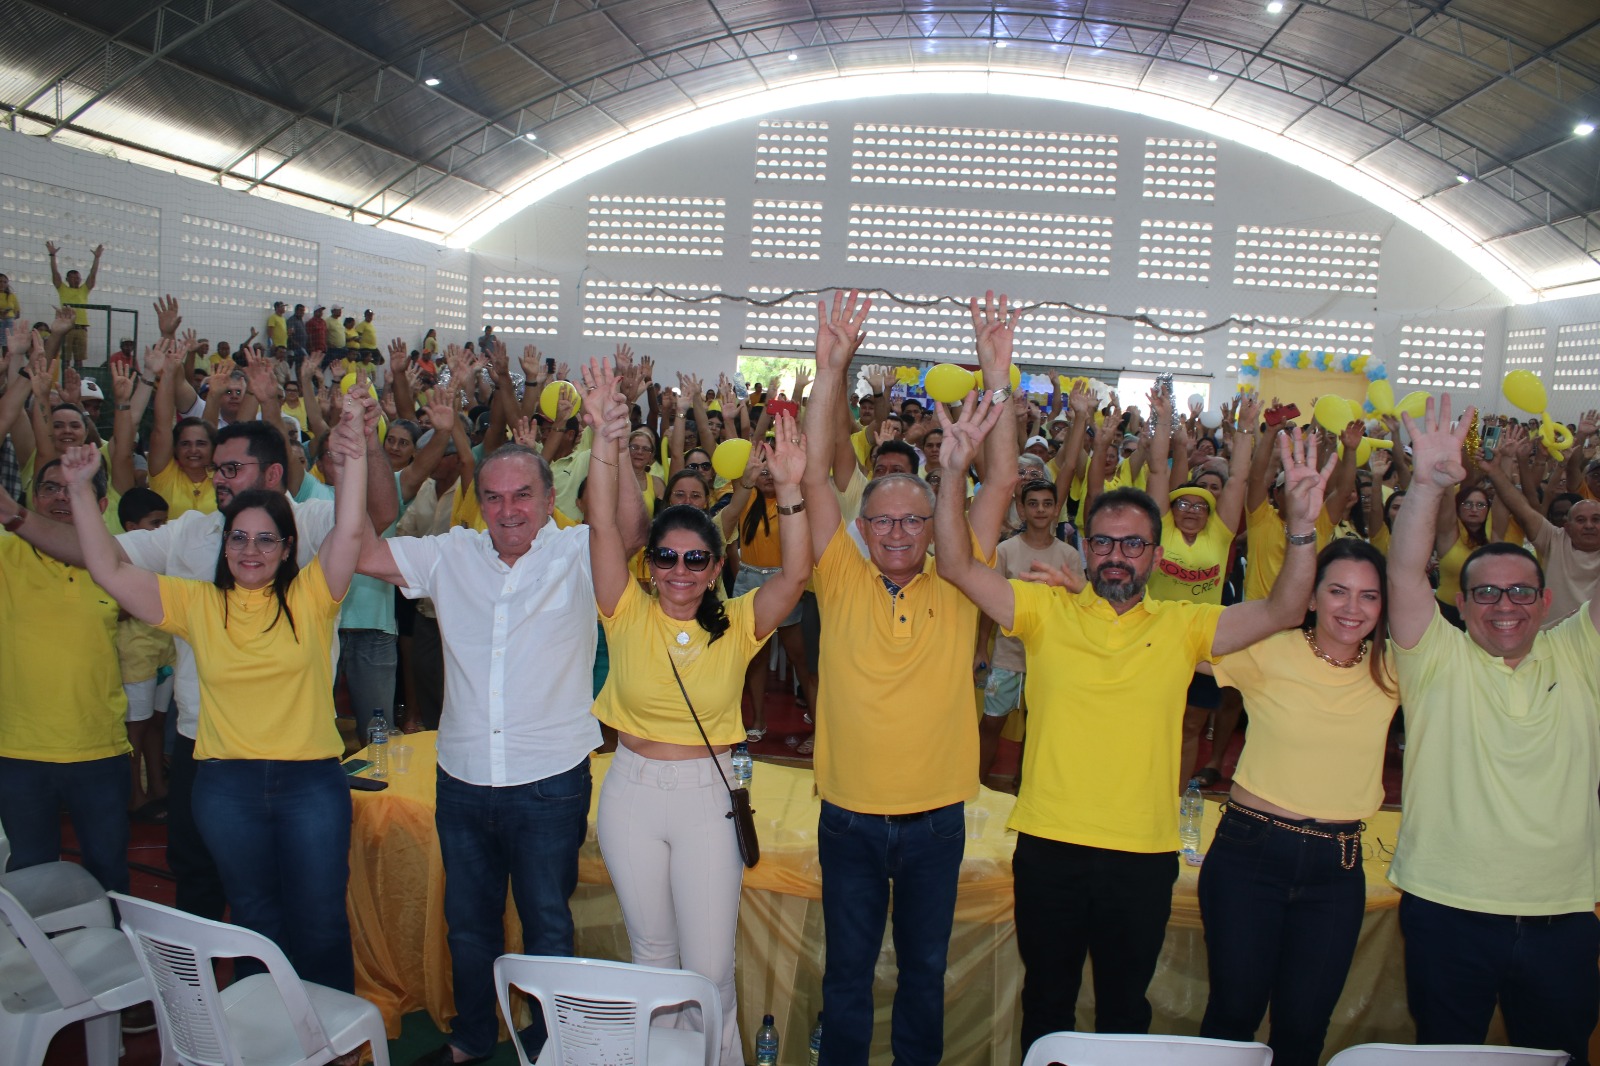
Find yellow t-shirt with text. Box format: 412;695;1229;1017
1148;510;1232;605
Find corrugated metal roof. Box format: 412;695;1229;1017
4;0;1599;293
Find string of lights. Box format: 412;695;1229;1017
638;285;1256;337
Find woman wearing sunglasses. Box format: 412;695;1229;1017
581;356;811;1066
60;393;369;996
1196;538;1400;1066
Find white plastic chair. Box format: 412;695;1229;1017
110;892;390;1066
1327;1044;1570;1065
0;882;152;1066
1022;1031;1275;1066
495;954;721;1066
1;861;114;934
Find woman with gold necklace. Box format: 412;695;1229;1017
1196;537;1400;1066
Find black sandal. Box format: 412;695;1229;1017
1193;767;1222;789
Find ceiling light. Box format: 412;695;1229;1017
994;40;1008;49
1266;1;1284;11
1576;121;1596;136
423;77;440;87
1455;173;1471;183
525;133;538;141
1207;73;1219;81
787;52;798;61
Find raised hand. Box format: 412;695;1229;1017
934;388;1008;475
1339;419;1364;454
1399;394;1471;490
243;351;277;402
814;289;871;372
578;357;628;443
1367;445;1392;479
1577;408;1599;441
110;362;135;403
59;443;101;486
1276;426;1338;531
792;364;812;400
969;290;1020;379
92;244;104;259
1238;394;1260;433
61;366;82;406
519;345;544;384
512;415;539;449
45;240;60;257
764;411;807;486
50;306;75;336
1067;379;1096;418
153;295;182;338
388;337;407;365
1019;559;1086;594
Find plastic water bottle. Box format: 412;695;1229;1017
1179;779;1204;857
731;743;753;791
368;709;390;778
808;1013;823;1066
756;1014;779;1066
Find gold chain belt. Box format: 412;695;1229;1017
1222;801;1366;870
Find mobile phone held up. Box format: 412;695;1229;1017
1263;403;1301;429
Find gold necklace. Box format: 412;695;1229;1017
1303;626;1366;668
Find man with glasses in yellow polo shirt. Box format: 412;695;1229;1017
1386;396;1600;1066
934;398;1333;1055
800;289;1018;1066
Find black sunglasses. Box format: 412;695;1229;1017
648;547;713;572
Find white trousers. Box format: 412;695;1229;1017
597;744;745;1066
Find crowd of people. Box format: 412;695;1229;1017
0;266;1598;1066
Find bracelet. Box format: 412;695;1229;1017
1286;530;1317;545
115;403;130;411
590;455;615;467
776;500;806;516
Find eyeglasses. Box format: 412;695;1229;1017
35;480;70;498
863;514;929;536
685;461;712;473
1467;584;1541;605
1086;534;1152;558
1173;499;1210;514
225;531;287;552
648;547;713;571
1459;500;1489;511
214;460;262;479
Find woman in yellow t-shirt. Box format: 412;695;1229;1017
1432;483;1491;628
61;396;370;996
583;358;811;1066
626;427;667;511
145;341;218;517
1140;390;1253;788
1196;538;1399;1066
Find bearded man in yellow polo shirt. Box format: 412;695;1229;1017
934;398;1332;1054
800;289;1018;1066
1387;396;1600;1065
0;457;130;893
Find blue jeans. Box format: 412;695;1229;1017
1197;805;1366;1066
340;629;398;740
437;761;592;1059
167;735;227;920
0;754;129;892
1401;893;1600;1065
193;759;354;992
817;800;964;1066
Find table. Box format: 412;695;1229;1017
347;734;1418;1064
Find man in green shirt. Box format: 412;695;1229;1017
1388;395;1600;1065
47;240;102;366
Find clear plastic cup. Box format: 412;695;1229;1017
391;741;413;775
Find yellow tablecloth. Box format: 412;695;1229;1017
347;735;1416;1064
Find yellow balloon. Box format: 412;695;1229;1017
925;363;976;405
538;380;582;421
1540;416;1574;458
1314;394;1355;433
1010;364;1022;390
711;438;752;481
1395;390;1430;421
1366;380;1394;415
1501;370;1547;415
894;366;919;386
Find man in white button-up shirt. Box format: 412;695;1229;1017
359;438;647;1066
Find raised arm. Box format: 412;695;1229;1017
803;290;870;557
1246;401;1278;512
967;291;1021;555
317;393;369;600
750;412;813;638
108;362;138;495
932;393;1016;628
1479;429;1548;542
1212;428;1335;656
84;245;104;292
1216;396;1257;533
1389;396;1473;648
1145;388;1174;513
400;395;457;502
577;356;640;615
1053;380;1094;511
61;444;161;622
45;242;64;288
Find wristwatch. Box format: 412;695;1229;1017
1286;530;1316;546
989;387;1012;405
776;501;806;516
